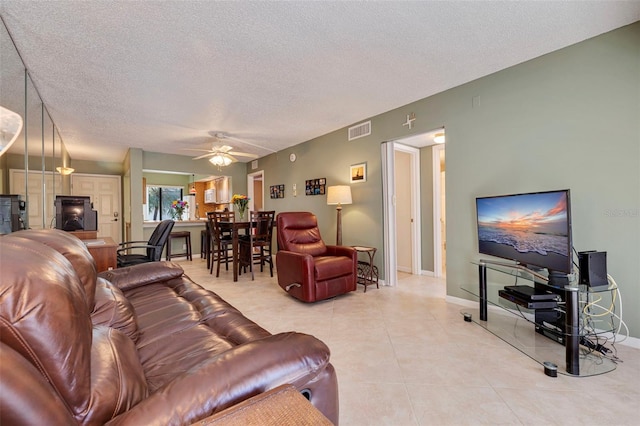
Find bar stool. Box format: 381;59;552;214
166;231;192;261
201;221;212;268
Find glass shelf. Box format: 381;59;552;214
461;260;617;377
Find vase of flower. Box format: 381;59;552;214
171;200;188;221
231;194;249;220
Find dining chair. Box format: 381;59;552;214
208;211;234;277
238;210;275;280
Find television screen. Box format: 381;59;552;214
476;189;572;274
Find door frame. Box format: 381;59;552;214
381;141;421;286
432;143;445;277
247;170;264;211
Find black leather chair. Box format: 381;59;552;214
117;219;174;267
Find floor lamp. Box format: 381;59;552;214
326;185;352;246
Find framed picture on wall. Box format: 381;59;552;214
350;162;366;183
305;178;326;196
270;184;285;199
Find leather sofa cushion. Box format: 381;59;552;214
314;255;354;281
118;276;271;393
83;326;148;425
171;279;272;345
125;283;247;392
0;343;77;425
0;237;93;418
4;229;98;310
92;278;140;342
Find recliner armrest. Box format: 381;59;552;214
105;332;331;426
324;245;357;261
275;250;315;288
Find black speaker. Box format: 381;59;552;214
578;251;607;288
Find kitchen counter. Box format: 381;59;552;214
143;219;207;228
143;220;207;259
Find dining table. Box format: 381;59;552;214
218;220;251;282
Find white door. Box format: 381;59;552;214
72;174;122;241
395;151;413;272
10;169;61;229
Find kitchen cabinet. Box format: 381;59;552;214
215;177;230;203
204;188;216;204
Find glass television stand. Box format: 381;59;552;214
461;260;617;377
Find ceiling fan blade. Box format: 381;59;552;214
183;148;214;153
224;134;278;153
226;154;239;163
228;151;258;158
192;152;217;160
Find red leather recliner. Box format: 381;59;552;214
276;212;357;302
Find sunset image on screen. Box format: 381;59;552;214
476;191;570;265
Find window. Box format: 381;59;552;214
145;185;183;221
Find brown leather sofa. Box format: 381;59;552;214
275;212;357;303
0;229;338;425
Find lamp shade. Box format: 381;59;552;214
326;185;352;205
56;166;75;175
0;106;24;157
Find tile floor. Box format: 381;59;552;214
178;259;639;425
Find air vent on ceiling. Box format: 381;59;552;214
348;121;371;141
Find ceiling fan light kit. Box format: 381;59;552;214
209;154;233;167
186;133;260;167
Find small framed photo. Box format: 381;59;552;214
270;184;285;199
350;162;367;183
305;178;326;196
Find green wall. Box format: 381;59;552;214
254;131;384;269
249;22;640;338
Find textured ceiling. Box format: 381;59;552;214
2;1;639;163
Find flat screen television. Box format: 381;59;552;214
476;189;572;275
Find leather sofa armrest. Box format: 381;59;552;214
105;332;331;426
98;261;184;291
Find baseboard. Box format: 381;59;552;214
446;295;640;348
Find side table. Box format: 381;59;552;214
352;246;379;292
84;237;118;272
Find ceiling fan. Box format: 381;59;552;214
189;133;259;166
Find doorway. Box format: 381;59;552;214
381;142;420;286
71;173;122;241
381;129;446;285
247;170;264;211
432;143;446;277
